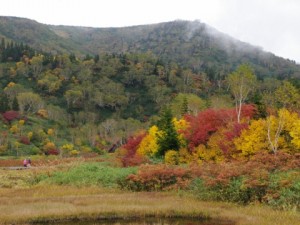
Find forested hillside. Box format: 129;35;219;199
0;16;300;160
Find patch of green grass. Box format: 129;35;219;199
39;162;137;188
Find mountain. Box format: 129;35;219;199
0;16;299;79
1;16;300;157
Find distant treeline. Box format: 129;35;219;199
0;38;35;62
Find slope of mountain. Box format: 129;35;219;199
0;16;299;78
1;16;300;158
0;16;81;54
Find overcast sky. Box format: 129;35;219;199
1;0;299;63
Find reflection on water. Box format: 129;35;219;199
40;218;234;225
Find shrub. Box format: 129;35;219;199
188;152;300;209
265;171;300;210
20;145;42;155
242;168;270;203
70;150;79;156
9;124;19;134
2;110;19;122
20;136;30;145
27;131;33;140
0;145;8;154
28;145;42;155
122;164;192;191
46;149;60;155
43;142;56;151
189;177;250;203
31;129;47;145
36;109;48;118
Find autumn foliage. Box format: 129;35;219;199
19;136;30;145
118;103;300;165
121;152;299;208
183;104;256;150
2;110;19;122
120;132;147;167
122;164;193;191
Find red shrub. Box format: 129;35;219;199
19;136;30;145
189;151;300;188
2;110;19;122
121;154;146;167
124;164;192;191
46;149;60;155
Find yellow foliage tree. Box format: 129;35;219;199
37;71;62;93
43;141;56;152
266;108;297;154
61;143;80;156
37;109;48;118
6;82;16;88
7;82;16;88
178;148;194;164
27;131;33;140
234;108;299;156
204;132;225;162
234;119;269;157
165;150;179;165
10;124;19;134
193;139;223;163
173;118;189;147
137;125;160;156
61;143;74;151
287;116;300;153
47;128;54;136
18;120;25;126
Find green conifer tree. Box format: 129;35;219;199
12;96;19;111
156;107;180;157
181;96;189;116
0;94;9;112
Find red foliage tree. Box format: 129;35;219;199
121;132;147;167
239;104;257;119
218;122;249;157
183;104;256;150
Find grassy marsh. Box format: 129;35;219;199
0;185;299;225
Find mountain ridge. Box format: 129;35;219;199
0;16;299;78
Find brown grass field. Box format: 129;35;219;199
0;184;299;225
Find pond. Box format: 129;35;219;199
37;218;234;225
